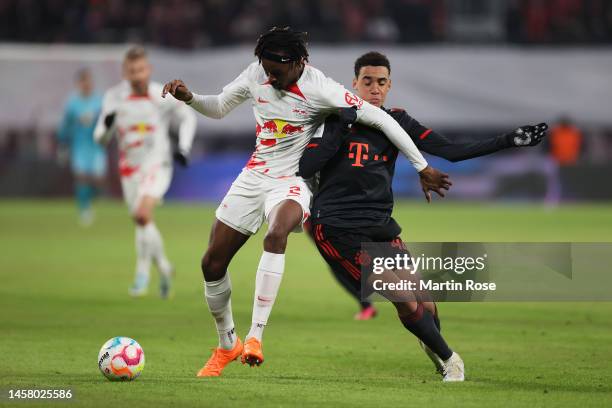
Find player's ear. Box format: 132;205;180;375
296;58;305;70
352;77;358;90
388;78;391;90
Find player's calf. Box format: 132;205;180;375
395;302;454;364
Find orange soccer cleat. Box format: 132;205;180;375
241;337;264;367
196;338;243;377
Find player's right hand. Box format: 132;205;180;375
162;79;193;102
507;123;548;147
104;112;116;129
418;166;452;203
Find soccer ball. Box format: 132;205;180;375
98;337;145;381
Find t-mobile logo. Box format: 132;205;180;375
348;142;369;167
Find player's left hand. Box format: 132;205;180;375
173;151;189;167
56;144;70;167
418;166;452;203
507;123;548;147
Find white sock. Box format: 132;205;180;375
204;274;237;350
134;225;151;287
246;251;285;342
143;222;172;277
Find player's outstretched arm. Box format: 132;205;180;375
397;112;548;162
162;66;251;120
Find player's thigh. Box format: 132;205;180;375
71;152;89;176
215;170;266;235
266;199;304;236
138;164;172;203
120;176;139;214
134;164;172;219
312;224;365;293
264;176;312;233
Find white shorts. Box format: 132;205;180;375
121;163;172;214
216;169;312;235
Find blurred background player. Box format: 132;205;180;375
162;27;449;376
56;68;106;226
545;115;583;205
94;46;196;299
309;51;547;321
299;51;547;381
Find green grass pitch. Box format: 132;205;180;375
1;200;611;407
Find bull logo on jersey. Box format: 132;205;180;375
256;119;304;139
128;123;155;134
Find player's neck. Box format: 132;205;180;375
296;66;305;83
130;83;149;97
287;65;305;88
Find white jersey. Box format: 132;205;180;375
188;62;428;178
94;81;196;177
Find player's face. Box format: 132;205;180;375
123;57;151;94
261;58;303;90
353;66;391;108
77;73;93;96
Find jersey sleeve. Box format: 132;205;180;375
308;76;428;172
298;115;348;179
396;111;511;162
187;64;252;119
93;88;119;145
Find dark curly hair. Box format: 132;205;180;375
254;26;309;63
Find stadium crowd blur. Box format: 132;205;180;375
1;0;611;47
1;0;612;201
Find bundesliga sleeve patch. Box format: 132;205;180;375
344;92;364;109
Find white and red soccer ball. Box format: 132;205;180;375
98;337;145;381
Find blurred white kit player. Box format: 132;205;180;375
95;47;196;298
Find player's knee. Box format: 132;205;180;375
133;207;153;226
263;226;289;252
201;251;227;281
133;213;150;226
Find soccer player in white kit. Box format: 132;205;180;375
162;28;450;376
94;47;197;299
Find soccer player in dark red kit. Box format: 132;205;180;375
299;51;547;381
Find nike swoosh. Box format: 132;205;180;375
257;97;269;104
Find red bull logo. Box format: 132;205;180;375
127;123;155;134
256;119;304;138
